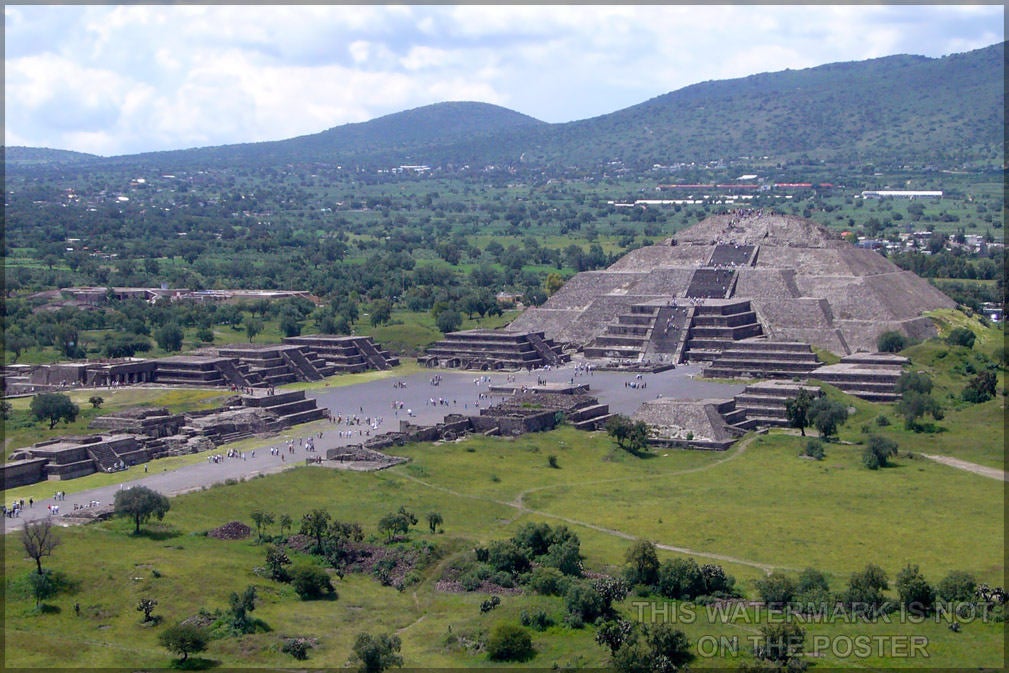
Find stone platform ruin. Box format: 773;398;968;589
2;334;398;395
419;329;569;371
2;389;328;487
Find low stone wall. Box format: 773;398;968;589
1;458;48;488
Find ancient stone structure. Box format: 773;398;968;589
509;210;955;360
2;335;398;395
2;390;327;487
419;329;569;370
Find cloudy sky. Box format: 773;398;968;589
4;4;1004;157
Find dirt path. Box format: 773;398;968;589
919;454;1007;481
396;433;783;574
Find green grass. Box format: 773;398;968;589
4;423;1002;668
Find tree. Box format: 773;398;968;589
896;390;943;431
368;300;393;327
596;618;635;656
611;623;693;673
658;557;705;600
290;564;336;600
244;317;264;342
154;323;184;352
278;306;302;337
751;622;806;669
863;435;899;469
278;513;293;538
30;392;80;429
137;597;158;623
936;570;977;605
605;415;650;454
300;509;332;553
486;623;535;662
114;486;171;534
426;511;443;534
5;328;35;363
228;585;258;632
808;397;848;439
265;545;292;582
351;632;403;673
435;309;462;334
250;509;275;542
88;395;104;409
158;622;208;663
21;519;60;575
624;539;660;588
755;572;798;609
564;581;606;627
877;330;908;353
843;563;890;617
962;370;997;403
895;564;935;615
784;388;814;436
896;371;933;395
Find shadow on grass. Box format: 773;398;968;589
169;656;219;670
133;526;182;540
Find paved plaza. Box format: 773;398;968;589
3;359;744;533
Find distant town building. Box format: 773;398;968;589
860;190;943;200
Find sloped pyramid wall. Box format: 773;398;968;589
509;211;955;356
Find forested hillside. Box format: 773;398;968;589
5;41;1003;173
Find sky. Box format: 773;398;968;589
4;4;1004;157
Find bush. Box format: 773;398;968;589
526;566;570;596
564;582;606;626
520;609;555;631
962;370;997;403
281;638;311;660
754;572;797;609
657;557;705;600
290;564;336;600
877;331;907;353
875;414;890;427
896;564;935;615
802;439;824;460
863;435;898;470
479;595;501;613
486;623;535;662
936;571;977;605
158;622;208;663
946;327;976;349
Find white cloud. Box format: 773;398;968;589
3;4;1003;155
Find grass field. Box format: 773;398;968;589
4;422;1003;669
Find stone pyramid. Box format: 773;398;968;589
507;210;955;355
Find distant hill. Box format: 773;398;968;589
6;41;1004;173
4;146;102;166
101;101;547;170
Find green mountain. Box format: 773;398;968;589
5;41;1004;173
4;146;102;166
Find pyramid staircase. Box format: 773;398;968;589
682;300;765;362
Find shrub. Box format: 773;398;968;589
282;638;311;660
547;455;559;469
863;435;899;470
526;566;570;596
875;414;890;427
946;327;976;349
158;623;208;663
657;557;705;600
877;331;907;353
290;564;336;600
962;370;997;403
479;595;501;613
754;572;797;609
486;623;535;662
896;564;935;615
802;439;824;460
936;571;977;605
520;609;555;631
